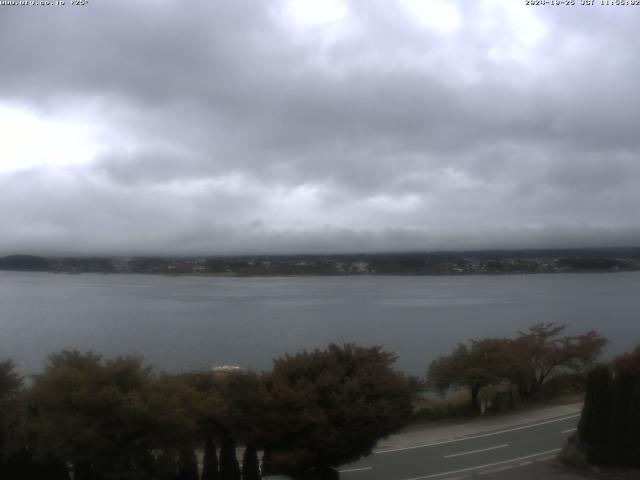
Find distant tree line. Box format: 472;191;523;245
427;323;607;414
2;248;640;275
0;255;50;271
0;344;416;480
576;346;640;468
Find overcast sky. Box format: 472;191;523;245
1;0;639;255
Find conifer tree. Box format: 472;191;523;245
627;381;640;468
586;365;611;465
202;432;219;480
219;436;241;480
579;348;640;468
612;346;640;467
241;444;260;480
177;449;199;480
606;371;633;465
577;366;597;445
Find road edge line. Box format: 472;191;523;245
401;448;562;480
375;414;579;454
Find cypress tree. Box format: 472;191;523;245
177;449;199;480
73;462;95;480
202;432;219;480
1;449;68;480
135;451;157;480
612;347;640;468
219;436;241;480
0;448;24;480
154;451;179;480
260;449;276;477
606;371;633;465
587;365;612;465
578;367;597;445
241;444;260;480
45;457;70;480
627;381;640;468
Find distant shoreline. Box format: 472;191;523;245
2;249;640;277
1;268;638;278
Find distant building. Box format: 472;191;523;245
351;261;369;273
210;365;246;378
211;365;245;372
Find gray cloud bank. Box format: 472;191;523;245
1;0;639;255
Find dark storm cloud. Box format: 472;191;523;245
1;0;639;254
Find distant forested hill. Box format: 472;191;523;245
0;255;50;271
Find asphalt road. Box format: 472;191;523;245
338;413;580;480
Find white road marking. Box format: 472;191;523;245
443;444;509;459
562;427;577;434
478;465;514;475
536;455;556;462
400;448;562;480
376;414;579;454
338;466;372;473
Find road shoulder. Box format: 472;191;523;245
376;403;582;452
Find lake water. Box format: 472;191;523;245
1;271;639;376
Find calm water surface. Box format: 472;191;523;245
1;271;639;375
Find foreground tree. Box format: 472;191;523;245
608;346;640;467
215;370;265;479
511;323;607;398
428;339;529;414
577;346;640;468
180;371;224;480
261;343;416;477
181;367;264;480
0;360;22;449
177;449;199;480
577;365;612;465
1;359;73;480
0;360;22;402
0;360;28;480
242;444;261;480
201;431;219;480
29;351;200;480
219;436;241;480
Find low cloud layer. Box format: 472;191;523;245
1;0;639;255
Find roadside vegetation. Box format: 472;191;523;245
0;323;617;480
559;345;640;474
423;323;607;417
0;344;416;480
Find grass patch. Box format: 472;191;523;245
410;390;471;423
542;392;584;406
